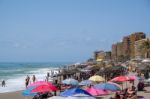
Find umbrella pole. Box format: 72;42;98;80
126;81;127;88
122;83;123;90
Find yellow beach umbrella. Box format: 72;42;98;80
89;75;105;82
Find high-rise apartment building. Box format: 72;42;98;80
135;38;150;59
129;32;146;59
94;50;105;60
116;42;123;61
105;51;111;60
122;36;130;60
111;44;117;61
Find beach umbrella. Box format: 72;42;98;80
28;81;47;87
79;80;94;86
60;87;92;97
48;96;66;99
109;76;130;90
109;76;129;82
66;96;96;99
62;78;79;85
85;87;109;96
32;84;53;93
94;82;121;91
66;93;95;99
142;59;150;63
128;75;137;81
22;86;37;96
28;81;57;91
144;78;150;83
89;75;105;82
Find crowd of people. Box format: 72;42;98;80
22;64;150;99
112;84;137;99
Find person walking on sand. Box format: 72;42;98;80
32;75;36;83
2;80;6;87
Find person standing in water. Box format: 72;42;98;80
2;80;6;87
25;75;30;88
32;75;36;83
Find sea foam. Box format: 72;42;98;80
0;67;59;93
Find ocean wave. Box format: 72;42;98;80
0;67;59;93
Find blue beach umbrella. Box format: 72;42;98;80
94;82;121;91
60;87;92;97
79;80;94;86
22;86;37;96
62;78;78;85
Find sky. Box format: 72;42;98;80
0;0;150;62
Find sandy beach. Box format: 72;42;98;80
0;91;32;99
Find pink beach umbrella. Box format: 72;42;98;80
109;76;129;82
85;87;109;96
32;84;53;93
128;75;137;81
28;81;57;91
28;81;49;87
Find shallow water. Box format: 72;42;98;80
0;62;71;93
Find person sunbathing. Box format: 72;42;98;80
127;87;137;99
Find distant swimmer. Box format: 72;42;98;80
2;80;6;87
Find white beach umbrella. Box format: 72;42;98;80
66;96;96;99
48;96;66;99
142;59;150;63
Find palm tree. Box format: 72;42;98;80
140;39;150;58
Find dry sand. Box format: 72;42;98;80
0;91;32;99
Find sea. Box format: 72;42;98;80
0;62;72;93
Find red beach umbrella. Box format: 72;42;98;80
28;81;57;91
109;76;129;82
128;75;137;81
31;84;52;93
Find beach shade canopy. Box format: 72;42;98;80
28;81;57;91
94;82;121;91
79;80;94;86
60;87;92;97
85;87;109;96
109;76;129;82
89;75;105;82
80;69;91;72
22;86;37;96
62;78;79;85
